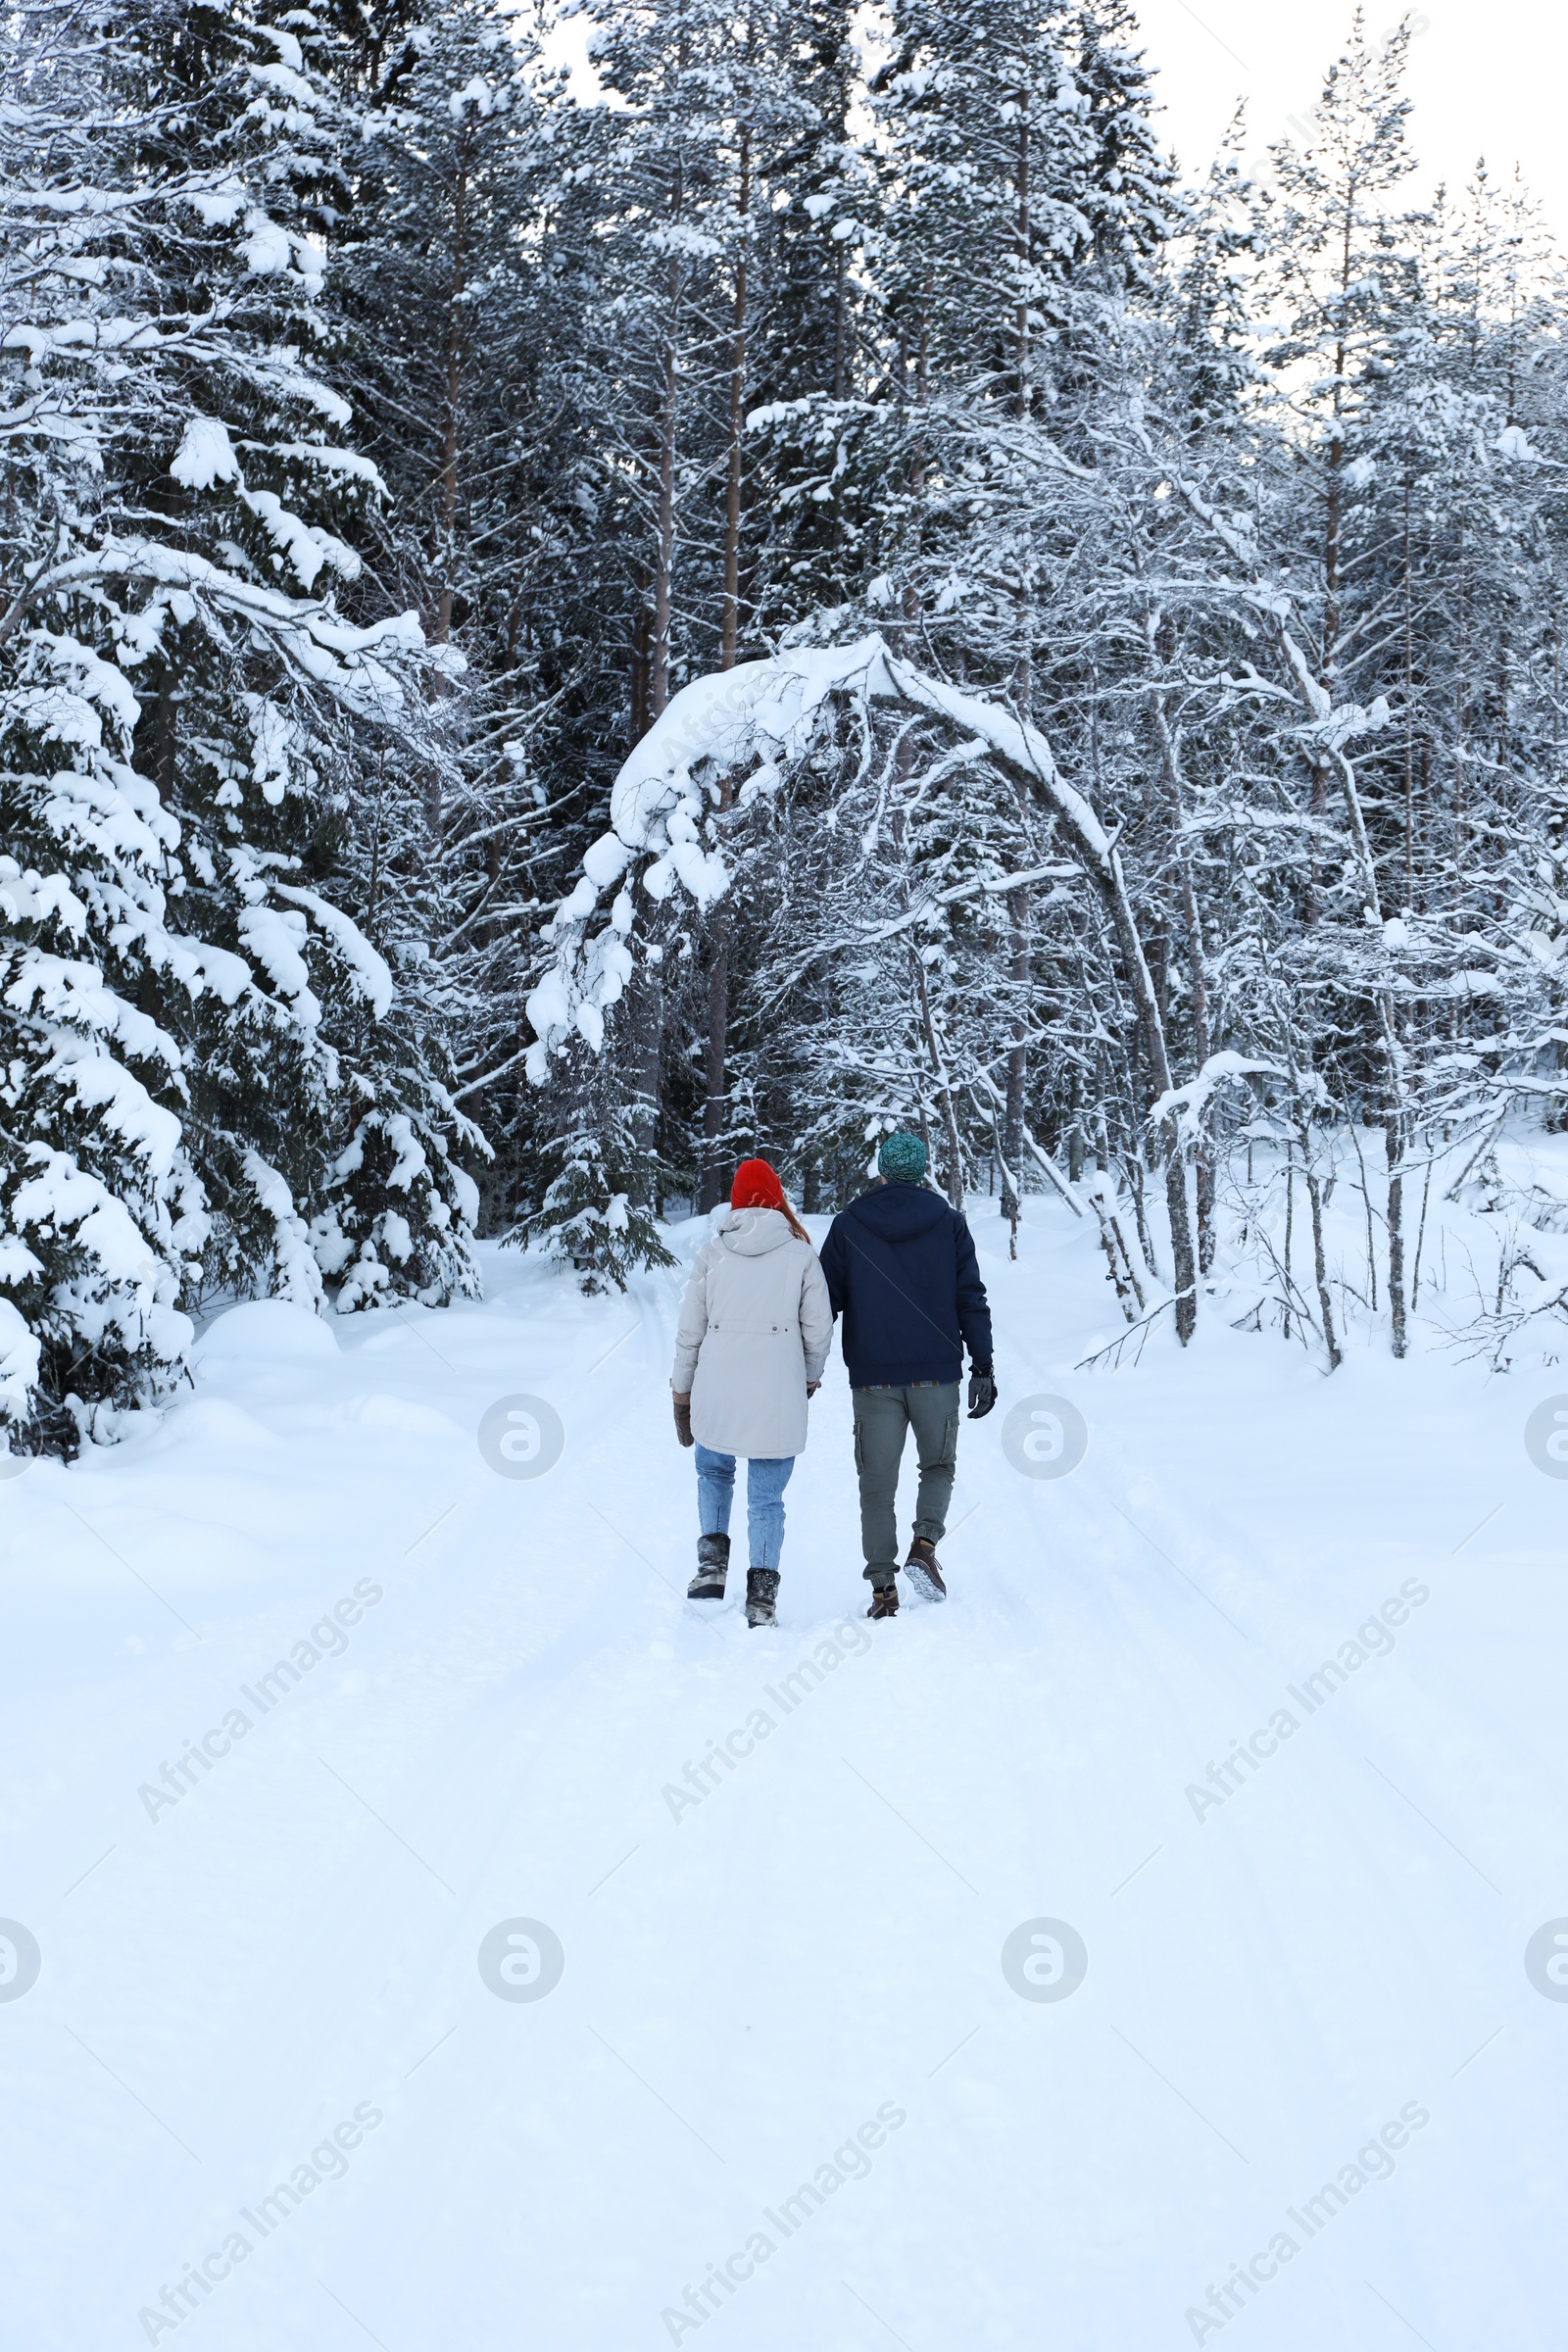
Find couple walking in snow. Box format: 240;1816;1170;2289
670;1135;997;1627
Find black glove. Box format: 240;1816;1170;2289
967;1367;997;1419
672;1392;694;1447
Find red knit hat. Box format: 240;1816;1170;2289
730;1158;785;1212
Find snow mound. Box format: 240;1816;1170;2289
344;1395;466;1438
193;1298;340;1365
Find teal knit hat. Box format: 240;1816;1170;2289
878;1132;928;1185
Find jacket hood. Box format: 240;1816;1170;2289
844;1183;952;1240
716;1206;797;1256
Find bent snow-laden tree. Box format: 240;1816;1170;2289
526;638;1202;1340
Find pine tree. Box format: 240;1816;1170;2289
0;0;478;1450
518;1095;675;1292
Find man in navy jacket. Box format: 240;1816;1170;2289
818;1133;996;1616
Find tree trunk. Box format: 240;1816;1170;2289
1068;1067;1086;1183
720;122;750;671
1303;1157;1342;1371
1150;684;1213;1275
629;590;652;746
1001;895;1027;1255
651;156;683;721
1386;1104;1407;1360
1001;643;1032;1250
909;940;963;1208
832;236;846;402
1013;106;1029;418
1402;464;1415;908
143;691;177;806
1454;508;1467;869
1100;850;1196;1340
908;286;930;502
698;912;730;1211
705;99;746;1217
1188;885;1214;1277
652;261;678;722
1283;1142;1295;1341
632;964;664;1209
433;123;470;655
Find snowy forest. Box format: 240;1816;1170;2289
6;0;1568;1456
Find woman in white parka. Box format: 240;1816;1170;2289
671;1158;833;1627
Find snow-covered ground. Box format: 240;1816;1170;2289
3;1192;1566;2351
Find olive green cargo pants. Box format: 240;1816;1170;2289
852;1381;960;1584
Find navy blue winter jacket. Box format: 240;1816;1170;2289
818;1184;993;1390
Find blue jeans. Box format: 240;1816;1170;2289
695;1444;795;1572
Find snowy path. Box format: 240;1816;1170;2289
3;1208;1565;2351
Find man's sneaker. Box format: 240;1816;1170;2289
866;1583;900;1620
904;1538;947;1603
688;1532;729;1600
746;1568;780;1628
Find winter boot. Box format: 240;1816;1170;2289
688;1532;729;1601
904;1538;947;1604
746;1569;780;1628
866;1583;900;1621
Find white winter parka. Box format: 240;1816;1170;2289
671;1208;833;1459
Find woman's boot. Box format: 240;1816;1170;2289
746;1568;780;1628
688;1532;729;1600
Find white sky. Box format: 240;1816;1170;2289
539;2;1568;241
1133;0;1568;233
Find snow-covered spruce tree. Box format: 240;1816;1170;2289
516;1063;675;1293
288;703;487;1315
571;0;751;728
322;0;591;1227
118;0;482;1318
741;0;884;635
0;0;215;1452
0;0;478;1451
0;645;205;1453
760;0;869;409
